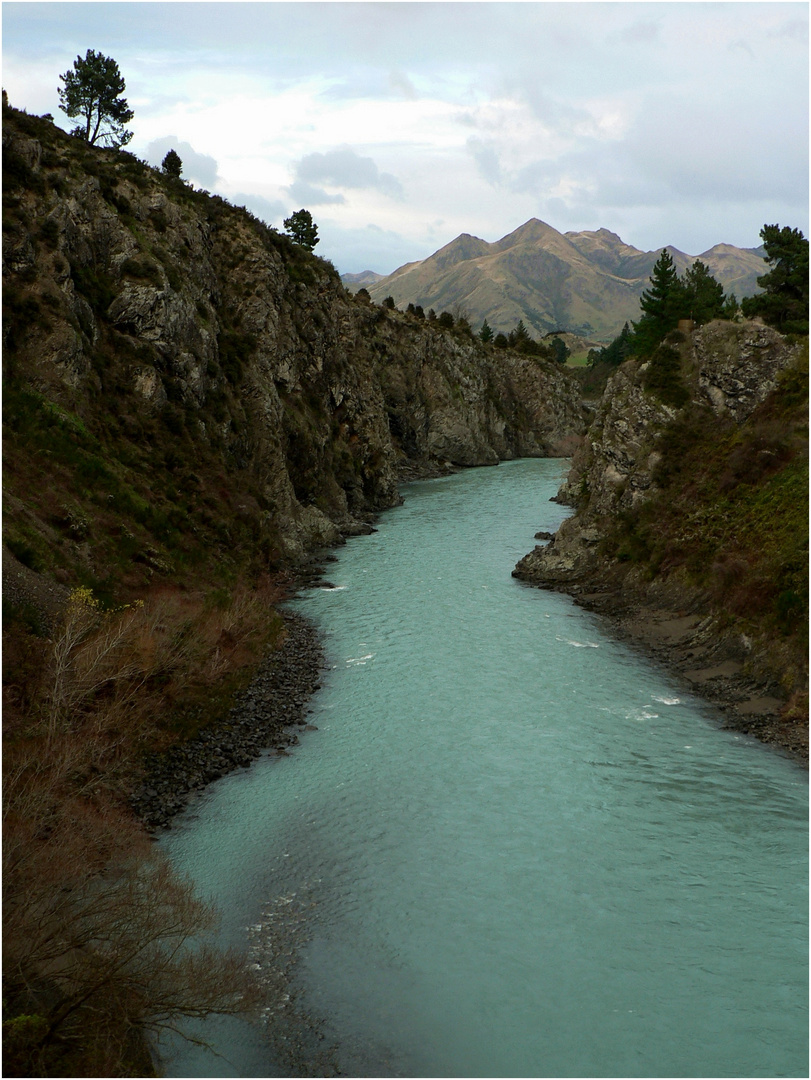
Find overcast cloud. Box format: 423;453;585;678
144;135;219;187
2;2;807;272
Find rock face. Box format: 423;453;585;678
694;320;797;422
514;320;807;759
516;320;800;587
3;108;586;568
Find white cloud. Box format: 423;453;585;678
230;192;288;227
144;136;219;187
292;146;404;201
1;2;806;270
287;181;347;207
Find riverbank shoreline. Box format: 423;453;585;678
131;608;326;829
521;573;808;767
90;461;487;831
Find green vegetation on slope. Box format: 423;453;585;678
2;100;352;604
742;224;809;335
604;348;809;691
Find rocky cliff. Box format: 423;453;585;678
2;105;585;593
515;320;808;760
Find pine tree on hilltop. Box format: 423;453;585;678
508;319;531;348
161;149;183;179
283;209;319;251
742;224;809;334
58;49;134;148
680;260;727;324
479;318;494;343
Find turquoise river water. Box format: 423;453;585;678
161;458;807;1078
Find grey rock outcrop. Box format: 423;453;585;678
4;114;587;567
513;319;807;760
515;320;802;589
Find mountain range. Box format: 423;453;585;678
344;219;766;343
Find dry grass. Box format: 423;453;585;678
3;576;285;1075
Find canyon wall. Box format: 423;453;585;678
3;106;585;590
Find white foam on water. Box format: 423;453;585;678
625;708;660;722
556;635;599;648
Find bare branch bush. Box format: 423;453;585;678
3;578;283;1075
4;814;256;1076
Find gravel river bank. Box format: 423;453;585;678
131;610;325;830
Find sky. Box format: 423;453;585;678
2;1;808;274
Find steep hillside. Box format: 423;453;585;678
350;219;765;342
2;106;585;602
514;320;808;761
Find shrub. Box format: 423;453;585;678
217;330;256;384
38;217;60;250
5;535;44;571
71;261;117;311
121;255;163;288
642;343;689;408
4;581;285;1077
149;207;168;233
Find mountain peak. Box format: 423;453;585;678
427;232;490;272
700;242;765;259
566;227;627;246
358;222;766;341
495;218;560;249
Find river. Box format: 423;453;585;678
161;458;808;1078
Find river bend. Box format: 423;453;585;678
162;458;808;1078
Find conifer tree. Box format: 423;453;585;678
508;319;531;348
680;260;727;324
550;336;570;364
633;249;683;354
283;209;319;251
161;149;183;179
742;225;809;334
58;49;134;148
479;318;494;343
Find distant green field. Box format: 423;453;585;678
566;351;592;367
